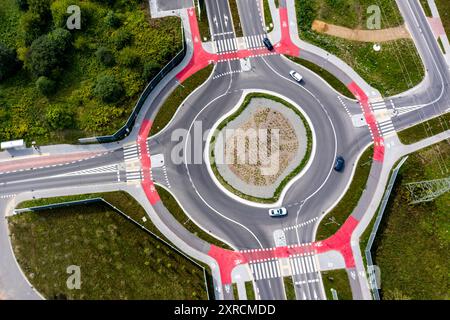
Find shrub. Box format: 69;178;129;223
36;76;56;96
20;11;46;46
94;74;124;103
25;28;72;78
16;0;28;11
45;105;74;129
95;47;115;67
0;43;20;82
112;29;132;50
296;0;316;31
105;10;121;28
118;47;139;68
142;61;161;81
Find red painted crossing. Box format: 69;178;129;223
138;119;160;205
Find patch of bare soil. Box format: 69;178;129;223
225;107;299;186
312;19;410;42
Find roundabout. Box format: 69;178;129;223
208;92;313;203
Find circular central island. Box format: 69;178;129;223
209;92;314;204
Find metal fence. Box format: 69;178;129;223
15;196;213;300
364;156;408;300
79;23;186;144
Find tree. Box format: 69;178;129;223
105;10;121;28
118;47;139;68
94;74;124;103
95;47;115;67
20;11;45;46
112;29;132;50
0;43;20;82
25;28;72;78
36;76;56;96
16;0;28;11
142;61;161;81
45;105;74;129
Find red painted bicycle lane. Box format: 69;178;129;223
176;7;302;84
347;82;385;162
138;119;160;205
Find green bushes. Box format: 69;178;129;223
35;76;56;96
94;74;124;103
0;43;20;81
24;28;72;78
0;0;182;144
95;47;115;66
45;104;74;129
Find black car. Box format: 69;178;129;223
334;156;345;172
263;37;274;51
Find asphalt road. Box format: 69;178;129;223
1;0;449;301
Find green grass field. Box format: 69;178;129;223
284;277;296;300
371;141;449;300
196;0;211;41
155;185;232;249
263;0;274;33
0;0;182;145
295;0;424;97
321;269;353;300
316;146;373;240
436;0;450;38
9;199;208;299
398;112;450;145
287;56;354;98
150;65;213;136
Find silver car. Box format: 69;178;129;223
269;207;288;217
289;70;303;82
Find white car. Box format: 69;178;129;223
289;70;303;82
269;207;288;217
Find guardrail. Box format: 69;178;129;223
364;156;408;300
15;196;213;300
79;22;186;144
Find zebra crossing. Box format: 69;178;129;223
60;164;119;176
213;34;266;54
289;254;318;277
249;259;281;281
377;118;396;136
243;34;265;50
123;144;143;182
123;144;140;162
125;168;143;182
214;37;238;54
370;99;397;136
248;254;319;281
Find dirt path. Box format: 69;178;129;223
312;20;411;42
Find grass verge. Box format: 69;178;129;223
369;141;449;299
246;281;256;300
321;269;353;300
284;277;296;299
155;185;232;249
210;92;313;204
196;0;211;41
287;56;354;98
295;0;424;96
229;0;243;37
263;0;274;33
397;112;450;145
316;145;374;240
420;0;433;17
436;0;450;38
150;65;213;136
9;195;208;299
